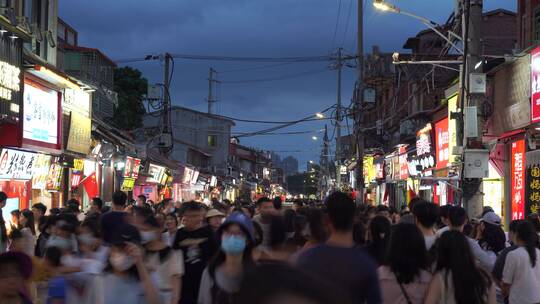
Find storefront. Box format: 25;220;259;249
0;148;34;217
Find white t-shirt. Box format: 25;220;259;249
425;235;437;250
145;247;184;290
502;247;540;304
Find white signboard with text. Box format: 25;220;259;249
23;83;59;145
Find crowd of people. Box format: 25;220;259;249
0;190;539;304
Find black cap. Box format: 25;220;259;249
110;224;141;246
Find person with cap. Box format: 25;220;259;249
87;223;159;304
206;209;226;233
198;212;255;304
475;211;506;268
0;191;9;253
0;251;33;303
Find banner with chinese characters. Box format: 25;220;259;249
416;123;436;172
46;162;63;191
66;113;91;154
31;154;52;189
511;139;526;220
435;118;450;169
526;164;540;216
0;148;37;180
531;46;540;123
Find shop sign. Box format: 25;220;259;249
46;162;63;191
124;157;141;179
407;157;420;177
511;139;526;220
210;176;217;187
416;123;435;171
0;61;21;101
526;165;540;216
31;154;52;189
147;164;166;184
0;149;36;180
66;113;91;154
121;177;136;191
375;159;384;179
23;83;59;145
435;118;450;169
182;167;194;184
363;156;375;184
531;46;540;123
191;170;200;184
447;96;458;165
71;173;83;188
63;88;90;117
73;159;84;172
398;146;408;180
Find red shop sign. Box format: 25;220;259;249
435;118;449;169
531;46;540;123
511;139;526;220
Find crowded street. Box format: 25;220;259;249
1;0;540;303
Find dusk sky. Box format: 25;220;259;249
60;0;516;171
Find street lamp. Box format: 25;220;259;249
373;0;463;55
312;136;318;141
309;160;314;164
315;112;325;119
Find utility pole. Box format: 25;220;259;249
335;48;343;190
355;0;364;204
160;53;173;156
462;0;484;217
207;68;217;114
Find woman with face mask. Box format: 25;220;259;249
87;223;159;304
162;213;179;247
141;214;184;304
198;212;255;304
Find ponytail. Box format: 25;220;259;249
516;221;539;267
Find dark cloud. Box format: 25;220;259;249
60;0;515;170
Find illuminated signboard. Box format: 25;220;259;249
121;178;136;191
66;113;91;154
511;139;526;220
32;154;52;189
124;157;141;179
0;148;36;180
147;164;166;184
23;83;59;145
531;46;540;123
0;61;21;101
46;162;63;191
435;118;450;170
398;146;409;180
416;123;435;171
63;88;90;117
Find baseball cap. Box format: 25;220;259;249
206;209;225;219
480;211;502;226
217;212;255;242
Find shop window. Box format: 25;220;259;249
208;135;217;147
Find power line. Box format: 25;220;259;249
218;68;331;84
217;62;298;73
341;0;353;48
214;115;332;124
331;0;343;50
116;54;334;64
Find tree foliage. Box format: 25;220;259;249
113;66;148;130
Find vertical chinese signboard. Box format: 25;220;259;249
511;139;526;220
531;46;540;123
416;123;436;172
435;118;450;169
398;146;409;180
526;164;540;216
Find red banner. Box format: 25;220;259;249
80;172;99;200
435;118;449;169
511;139;526;220
532;46;540;123
399;146;408;180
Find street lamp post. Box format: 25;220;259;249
373;0;463;55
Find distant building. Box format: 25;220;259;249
141;106;234;175
57;18;118;119
280;155;299;176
